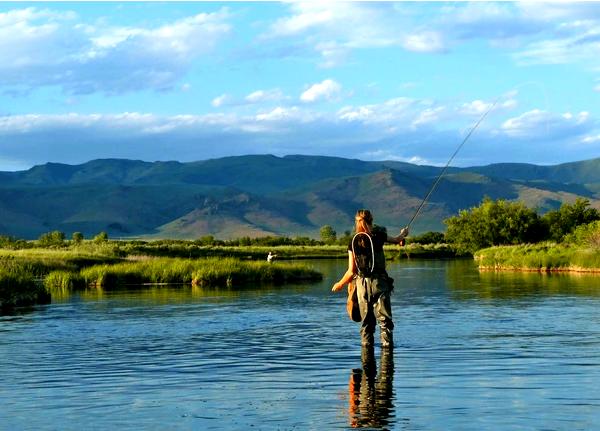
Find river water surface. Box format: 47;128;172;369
2;259;600;430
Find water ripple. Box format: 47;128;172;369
2;260;600;430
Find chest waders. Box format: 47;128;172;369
351;232;394;348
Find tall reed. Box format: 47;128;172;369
0;262;50;308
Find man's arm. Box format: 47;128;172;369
332;251;356;292
386;227;409;244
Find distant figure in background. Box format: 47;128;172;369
332;209;408;348
267;251;277;263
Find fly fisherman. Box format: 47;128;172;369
332;209;408;348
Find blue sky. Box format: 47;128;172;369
0;1;599;171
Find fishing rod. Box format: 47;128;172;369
405;96;500;230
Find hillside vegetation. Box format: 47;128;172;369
0;155;598;240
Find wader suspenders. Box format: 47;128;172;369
351;232;375;277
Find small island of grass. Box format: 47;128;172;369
0;244;322;310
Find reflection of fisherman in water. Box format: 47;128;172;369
348;346;395;429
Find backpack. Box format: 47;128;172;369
351;232;375;276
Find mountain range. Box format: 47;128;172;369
0;155;599;240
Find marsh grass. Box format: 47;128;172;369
44;271;86;293
0;248;122;274
0;262;50;309
389;243;457;259
475;243;600;272
80;257;322;288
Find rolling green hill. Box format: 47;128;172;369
0;155;598;239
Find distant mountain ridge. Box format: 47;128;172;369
0;155;599;239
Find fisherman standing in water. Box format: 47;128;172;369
332;210;408;348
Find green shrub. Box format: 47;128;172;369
37;231;66;248
564;220;600;248
445;197;545;255
542;198;600;242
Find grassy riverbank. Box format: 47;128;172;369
75;257;322;289
1;255;322;310
0;247;123;274
475;243;600;273
0;261;50;310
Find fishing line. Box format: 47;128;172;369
405;95;501;230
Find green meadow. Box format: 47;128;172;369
475;243;600;273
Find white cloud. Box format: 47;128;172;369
501;109;592;139
460;97;517;116
460;100;493;116
264;3;448;65
315;41;349;68
256;107;294;122
514;38;576;65
517;2;600;23
211;94;232;108
212;89;288;108
245;88;285;104
0;105;598;170
0;7;231;94
269;3;335;36
412;107;446;128
581;134;600;145
337;97;418;123
595;84;600;93
448;2;543;42
402;31;445;53
360;149;433;165
300;79;342;103
263;1;600;69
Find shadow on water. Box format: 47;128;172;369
348;346;395;429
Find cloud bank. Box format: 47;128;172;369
1;95;597;170
0;7;231;95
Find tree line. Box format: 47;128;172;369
444;197;600;254
1;197;598;254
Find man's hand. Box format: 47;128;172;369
331;282;344;292
399;227;409;238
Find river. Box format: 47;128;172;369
1;259;600;430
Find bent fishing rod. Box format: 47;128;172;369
404;96;500;231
